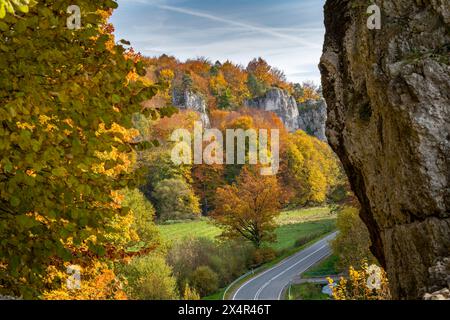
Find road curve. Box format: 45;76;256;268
232;232;337;300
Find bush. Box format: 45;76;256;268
182;284;200;300
166;237;255;297
252;248;277;266
104;188;161;252
152;178;201;221
295;233;322;247
331;207;376;271
328;262;391;300
188;266;219;296
120;254;179;300
121;188;161;247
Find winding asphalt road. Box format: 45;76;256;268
232;232;337;300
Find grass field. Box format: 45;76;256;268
272;219;335;251
159;218;222;242
302;254;340;278
159;206;336;252
286;282;330;300
275;207;334;225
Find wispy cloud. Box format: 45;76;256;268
155;4;322;49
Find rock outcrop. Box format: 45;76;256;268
320;0;450;299
298;99;328;141
245;88;300;132
423;288;450;300
173;90;210;127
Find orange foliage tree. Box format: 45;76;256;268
212;167;282;247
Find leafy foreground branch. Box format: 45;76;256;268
0;1;160;298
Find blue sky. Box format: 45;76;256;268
111;0;326;84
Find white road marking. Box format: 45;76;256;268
276;250;332;300
232;238;326;300
254;244;327;300
232;232;336;300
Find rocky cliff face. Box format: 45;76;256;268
298;99;328;141
246;88;328;140
245;88;300;132
173;90;211;127
320;0;450;299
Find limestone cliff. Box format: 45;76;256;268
298;99;328;141
245;88;300;132
173;89;211;127
320;0;450;299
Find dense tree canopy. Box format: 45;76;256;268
0;1;160;298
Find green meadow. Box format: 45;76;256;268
159;207;336;252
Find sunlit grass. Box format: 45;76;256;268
286;282;330;300
159;206;336;251
276;206;335;225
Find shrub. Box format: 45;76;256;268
120;254;179;300
295;233;321;247
328;262;391;300
166;237;255;297
331;207;376;271
120;188;160;247
252;248;277;266
182;284;200;300
152;178;201;221
188;266;219;296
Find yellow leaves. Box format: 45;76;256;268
126;70;139;82
16;121;35;131
308;166;327;203
105;208;139;247
330;262;391;300
210;72;227;94
93;122;139;176
39;115;52;125
25;169;36;177
96;122;139;143
36;114;60;132
62;118;74;128
283;130;340;205
212;167;281;246
159;68;175;82
111;190;125;205
228;115;254;130
92;146;135;177
183;284;200;300
97;9;113;21
1;0;158;299
43;262;127;300
297;85;320;103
